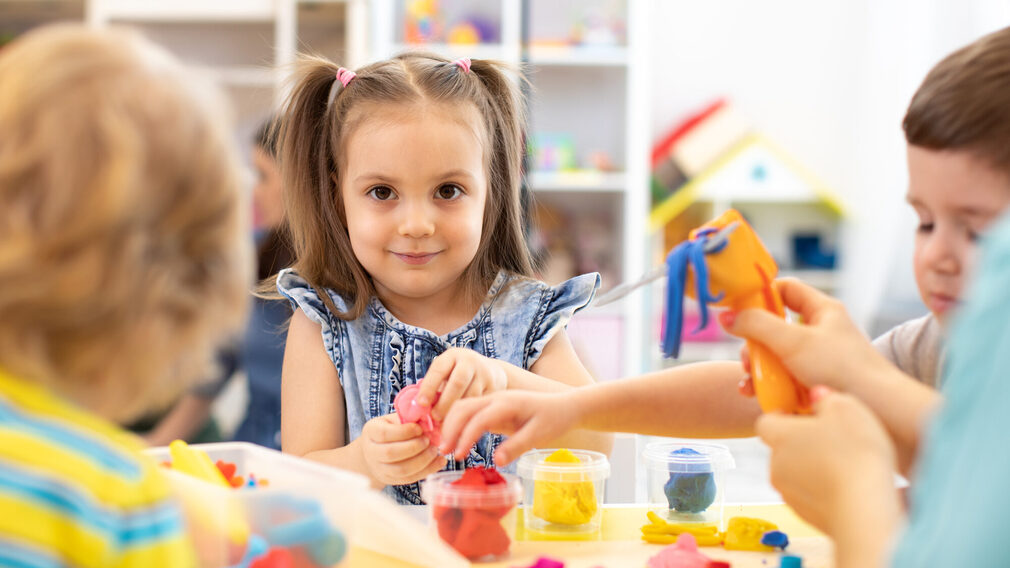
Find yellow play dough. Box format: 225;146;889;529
532;448;598;525
723;516;778;551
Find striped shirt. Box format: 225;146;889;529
0;370;195;567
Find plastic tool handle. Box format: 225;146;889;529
734;287;811;414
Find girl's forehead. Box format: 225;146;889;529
349;100;485;136
341;100;488;161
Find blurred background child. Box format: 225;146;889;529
136;118;293;451
0;24;249;565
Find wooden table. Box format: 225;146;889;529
347;503;833;567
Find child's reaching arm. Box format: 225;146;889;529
438;358;758;464
282;311;445;488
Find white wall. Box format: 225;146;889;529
648;0;1010;329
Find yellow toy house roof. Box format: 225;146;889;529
649;134;845;233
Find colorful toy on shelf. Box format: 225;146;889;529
393;383;441;446
447;22;480;44
404;0;443;44
665;209;810;414
531;132;577;172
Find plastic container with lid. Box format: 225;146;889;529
516;448;610;536
422;468;521;562
643;441;735;529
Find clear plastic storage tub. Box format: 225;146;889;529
147;441;368;568
516;448;610;536
643;441;735;529
422;469;521;562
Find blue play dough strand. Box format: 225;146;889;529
662;228;727;358
663;448;716;514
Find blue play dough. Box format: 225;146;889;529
663;448;716;513
761;530;790;549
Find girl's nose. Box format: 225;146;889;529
398;201;436;238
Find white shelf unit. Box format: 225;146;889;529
79;0;368;173
6;0;368;191
525;0;651;385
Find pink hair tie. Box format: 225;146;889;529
336;67;356;88
454;58;472;73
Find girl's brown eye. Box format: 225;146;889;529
368;186;394;200
436;184;463;200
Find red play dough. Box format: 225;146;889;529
431;467;512;560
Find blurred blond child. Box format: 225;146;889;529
0;25;249;565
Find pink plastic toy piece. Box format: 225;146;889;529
647;533;713;568
393;384;441;446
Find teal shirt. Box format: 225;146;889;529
892;212;1010;566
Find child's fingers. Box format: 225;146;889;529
738;376;755;397
725;309;802;358
492;423;541;466
739;343;752;374
754;412;808;447
370;436;433;464
452;402;522;459
417;354;455;407
431;362;473;421
369;415;423;443
386;445;445;480
414;453;449;480
439;396;493;454
774;278;838;324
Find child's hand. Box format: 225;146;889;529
416;348;508;422
359;414;447;486
721;278;889;393
757;389;900;536
439;390;577;465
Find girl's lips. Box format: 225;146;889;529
394;252;439;265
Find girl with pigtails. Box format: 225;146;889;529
273;52;613;503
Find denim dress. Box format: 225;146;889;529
277;269;600;504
